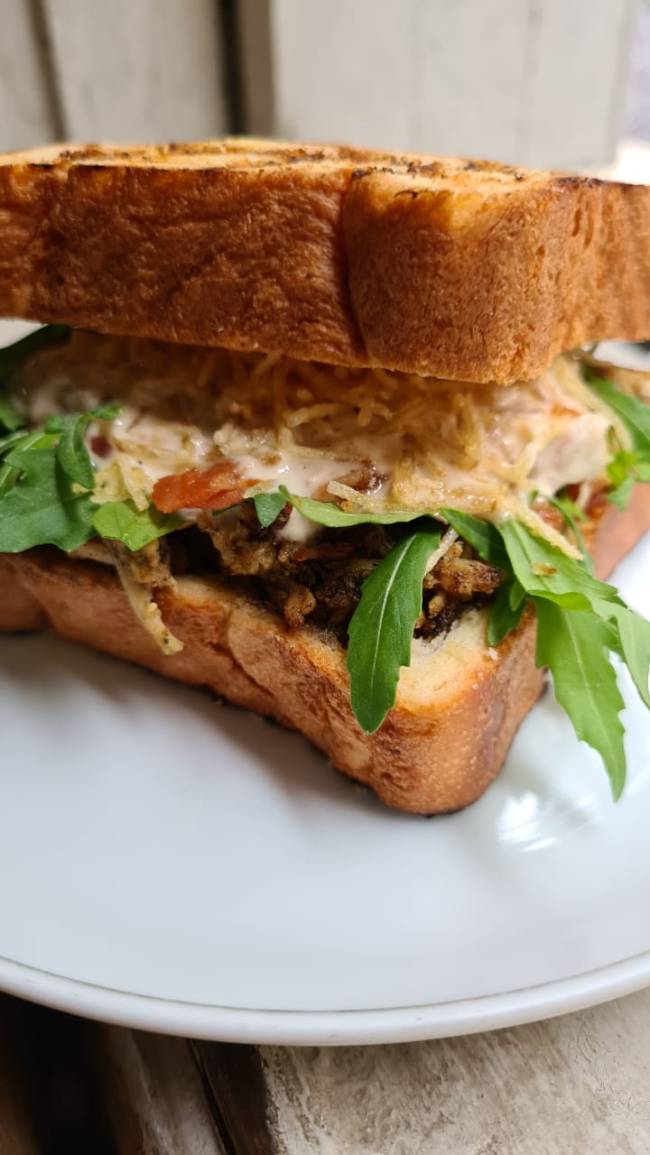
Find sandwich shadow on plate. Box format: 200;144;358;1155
0;630;386;814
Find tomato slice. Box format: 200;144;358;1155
152;462;255;513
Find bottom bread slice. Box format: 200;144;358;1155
0;490;647;814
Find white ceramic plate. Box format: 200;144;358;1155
1;321;649;1044
0;534;647;1044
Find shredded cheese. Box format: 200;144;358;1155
14;331;641;561
425;528;459;575
110;551;183;655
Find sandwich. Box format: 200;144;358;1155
0;138;649;814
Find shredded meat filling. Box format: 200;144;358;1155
432;542;503;598
188;504;504;641
416;542;503;641
80;503;505;642
105;538;174;588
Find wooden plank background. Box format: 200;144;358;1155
3;987;650;1153
41;0;227;142
0;0;59;151
238;0;639;167
0;0;641;167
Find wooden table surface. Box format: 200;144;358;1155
3;988;650;1153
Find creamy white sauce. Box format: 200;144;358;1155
475;370;613;497
279;509;316;543
531;412;612;495
232;451;360;541
27;375;103;422
109;408;216;482
20;349;619;531
231;451;345;496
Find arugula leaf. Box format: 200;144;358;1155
46;404;120;489
343;492;648;784
509;580;527;611
0;462;18;499
588;375;650;456
551;494;586;524
534;599;626;799
0;325;70;381
499;519;621;614
548;495;593;572
280;488;423;529
587;375;650;505
607;449;637;489
56;415;95;488
347;529;440;733
0;396;177;554
0;326;71;432
0;428;30;456
0;403;121;553
93;500;183;551
487;581;527;646
608;475;635;510
606;604;650;710
440;508;510;570
253;490;287;528
494;513;649;793
0;433;95;552
0;394;24;433
605;447;649;508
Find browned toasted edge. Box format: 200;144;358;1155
0;488;647;814
0;141;649;383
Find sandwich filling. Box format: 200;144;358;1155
7;331;623;640
1;325;649;798
17;331;619;537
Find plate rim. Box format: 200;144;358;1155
1;949;649;1045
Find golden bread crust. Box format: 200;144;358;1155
0;140;649;383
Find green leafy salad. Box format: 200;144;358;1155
1;326;649;798
0;328;181;555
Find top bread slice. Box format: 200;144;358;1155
0;138;649;384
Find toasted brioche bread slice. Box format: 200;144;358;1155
1;489;647;814
1;139;649;385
